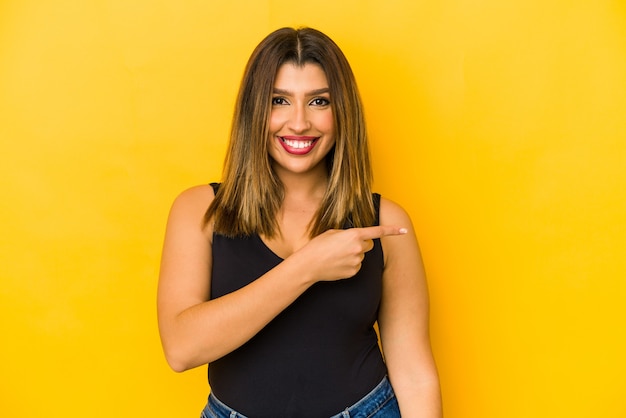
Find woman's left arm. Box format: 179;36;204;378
378;198;443;417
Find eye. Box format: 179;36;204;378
272;97;288;106
310;97;330;106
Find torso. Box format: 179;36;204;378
207;184;388;417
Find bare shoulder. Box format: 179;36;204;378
167;184;216;236
378;197;420;266
379;196;413;227
172;184;215;209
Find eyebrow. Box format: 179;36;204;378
272;87;330;96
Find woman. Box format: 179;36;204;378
157;27;442;417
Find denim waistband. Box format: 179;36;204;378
202;375;399;418
203;392;247;418
331;375;399;418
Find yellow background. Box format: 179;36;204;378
1;1;625;417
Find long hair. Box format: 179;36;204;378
205;27;375;237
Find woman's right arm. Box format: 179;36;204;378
157;185;313;372
157;185;406;372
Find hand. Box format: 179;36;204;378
294;225;407;283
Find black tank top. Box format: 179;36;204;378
208;184;387;417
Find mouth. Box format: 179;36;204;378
278;136;319;155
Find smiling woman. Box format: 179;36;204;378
158;28;441;417
157;27;442;417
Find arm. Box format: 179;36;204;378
378;198;443;417
157;185;312;371
157;185;406;372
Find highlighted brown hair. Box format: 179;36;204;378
205;27;375;237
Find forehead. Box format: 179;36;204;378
273;62;329;90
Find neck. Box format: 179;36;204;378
274;167;329;203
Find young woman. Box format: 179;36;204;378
157;27;442;417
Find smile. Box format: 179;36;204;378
282;138;314;148
279;136;319;154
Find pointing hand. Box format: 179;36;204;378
294;225;407;282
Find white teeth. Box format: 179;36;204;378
282;138;313;149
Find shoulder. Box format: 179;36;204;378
377;196;419;266
171;184;216;208
378;196;413;226
167;184;216;237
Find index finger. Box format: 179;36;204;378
357;225;408;240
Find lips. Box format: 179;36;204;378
278;136;319;155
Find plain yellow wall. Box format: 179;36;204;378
1;1;625;417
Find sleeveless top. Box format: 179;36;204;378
208;183;387;417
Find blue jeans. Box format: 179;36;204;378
200;376;400;418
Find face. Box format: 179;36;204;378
268;62;335;179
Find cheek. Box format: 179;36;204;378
320;112;334;134
268;113;280;133
269;108;288;132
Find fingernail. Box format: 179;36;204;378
399;228;408;234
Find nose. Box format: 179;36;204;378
286;103;311;133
